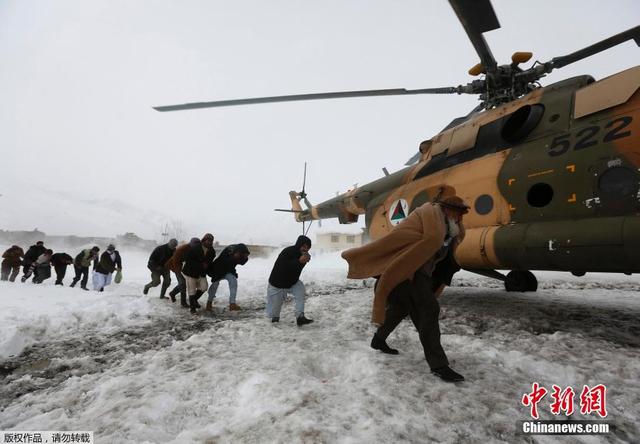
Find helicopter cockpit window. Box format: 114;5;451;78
527;183;554;208
501;104;545;143
409;192;430;213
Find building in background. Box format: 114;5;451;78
315;231;365;253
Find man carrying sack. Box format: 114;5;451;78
342;194;469;383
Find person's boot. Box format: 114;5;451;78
431;366;465;383
271;317;280;323
229;303;241;311
180;294;189;308
370;334;399;355
296;314;314;326
194;290;203;309
168;287;176;302
81;285;89;291
70;279;78;288
143;284;150;295
55;281;63;286
189;295;198;314
205;301;213;312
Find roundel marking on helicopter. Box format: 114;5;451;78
389;199;409;226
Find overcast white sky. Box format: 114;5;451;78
1;0;638;244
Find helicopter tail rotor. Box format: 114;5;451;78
273;163;316;235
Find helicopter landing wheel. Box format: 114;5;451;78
504;270;538;292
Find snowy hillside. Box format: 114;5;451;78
0;185;170;239
0;247;638;443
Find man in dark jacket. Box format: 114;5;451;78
70;246;100;290
51;252;74;285
183;233;216;313
205;243;250;312
23;249;53;283
93;244;122;291
21;241;45;280
1;245;24;282
143;239;178;298
266;235;313;326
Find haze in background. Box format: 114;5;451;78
1;0;638;244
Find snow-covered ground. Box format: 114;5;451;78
0;245;639;443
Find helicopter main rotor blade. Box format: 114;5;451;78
548;25;640;70
153;87;465;112
448;0;500;75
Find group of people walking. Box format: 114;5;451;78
141;194;470;383
3;194;471;382
1;241;123;291
143;233;314;326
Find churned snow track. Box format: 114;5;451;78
0;308;264;410
0;285;351;413
1;283;639;443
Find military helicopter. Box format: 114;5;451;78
154;0;640;292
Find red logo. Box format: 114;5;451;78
521;383;608;419
580;384;608;418
521;382;548;419
550;385;575;416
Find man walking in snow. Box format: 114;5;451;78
71;246;100;290
166;237;199;307
183;233;216;313
205;243;250;312
266;235;313;326
23;249;53;283
342;195;469;383
1;245;24;282
93;244;122;291
143;238;178;299
51;252;74;285
21;241;45;280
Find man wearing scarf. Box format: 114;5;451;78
342;195;469;382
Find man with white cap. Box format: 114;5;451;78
93;244;122;291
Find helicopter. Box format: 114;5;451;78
154;0;640;292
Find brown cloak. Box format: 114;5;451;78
342;203;463;324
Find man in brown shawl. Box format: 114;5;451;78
342;195;469;382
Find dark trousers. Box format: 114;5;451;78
169;271;186;297
54;265;68;284
22;262;34;279
1;263;20;282
145;268;171;296
33;265;51;283
376;273;449;369
71;265;89;288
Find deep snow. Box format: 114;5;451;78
0;246;639;443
